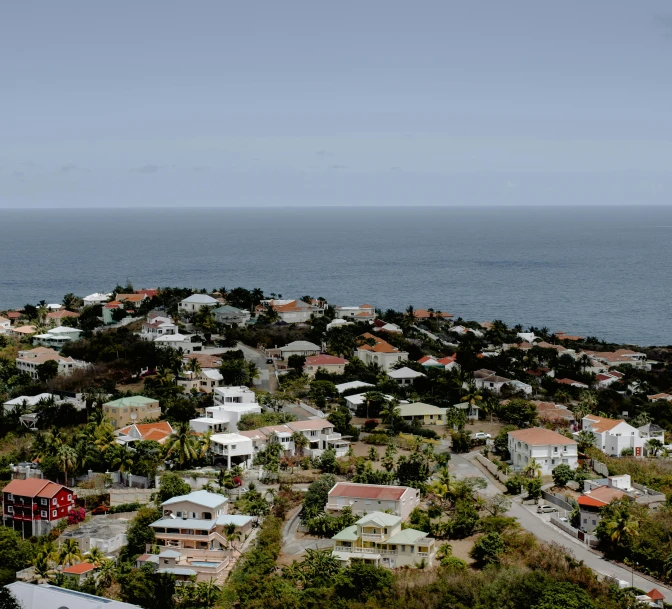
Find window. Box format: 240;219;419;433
6;494;12;501
7;506;13;514
67;494;72;501
592;520;596;525
52;510;57;517
554;447;558;453
52;498;57;505
41;511;47;518
41;499;47;506
231;445;237;449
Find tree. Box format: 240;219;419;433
526;478;543;501
36;359;59;382
0;528;34;585
0;589;22;609
532;582;595;609
59;539;84;566
123;507;161;559
576;430;596;453
449;499;480;538
302;474;337;521
334;559;394;601
497;398;537;427
523;457;542;479
395;452;430;488
483;494;512;517
287;354;307;372
163;421;198;466
469;532;505;566
156;472;192;504
57;444;78;484
646;438;663;456
552;464;575;488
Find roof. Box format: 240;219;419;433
162;490;228;509
116;421;173;441
556;378;588;387
181;294;219;304
584;415;626;433
47;310;80;319
413;309;453;319
12;325;37;333
211;431;253;444
329;482;410;501
3;393;56;407
287;419;333;431
304;354;348;366
357;333;401;354
5;582;142;609
115;294;146;303
103;396;158;408
332;524;359;542
158;549;182;559
508;427;577;446
397;402;444;417
385;528;429;545
418;356;442;366
280;340;321;351
213;305;246;315
183;353;223;368
356;511;401;527
387;366;425;379
647;589;665;601
335;380;375;393
578;486;625;507
638;423;664;433
238;429;267;441
135;289;158;297
150;518;217;531
3;478;72;497
157;567;198;576
63;563;96;575
216;514;254;527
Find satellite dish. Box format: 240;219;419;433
130;412;137;421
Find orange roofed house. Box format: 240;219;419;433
3;478;77;537
508;427;578;475
413;309;453;320
114;421;174;445
334;304;376;321
259;298;325;324
327;482;420;520
356;333;408;372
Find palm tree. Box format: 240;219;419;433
163;421;198;466
291;431;309;456
606;511;639;545
198;431;213;460
186;358;202;379
108;444;134;473
646;438;664;457
576;430;596;453
193;580;222;608
59;539;83;566
32;554;52;583
155;367;175;387
57;445;77;485
523;457;542;479
379;399;400;424
85;547;106;567
95;558;116;589
461;384;483;408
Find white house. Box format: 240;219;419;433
15;347;89;380
3;393;61;414
334;304;376;321
344;392;394;413
178;294;220;314
210;432;256;469
508;427;578;474
474;369;511;394
327;318;352;331
213;386;257;406
356;333;408;372
279;341;321;358
0;317;12;334
32;326;83;349
326;483;420;520
190;403;262;434
387;366;425;386
508;380;533;395
154;333;202;354
580;415;645;457
82;292;111;306
335;380;375;394
258;419;349;458
5;583;141;609
212;305;251;327
304;354;348;376
262;299;324;324
140;316;178;340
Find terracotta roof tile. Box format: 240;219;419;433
329;482;409;501
508;427;577;446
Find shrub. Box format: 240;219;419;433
363;419;379;432
552;464;574;488
109;502;142;514
469;531;505;566
364;432;391;445
67;507;86;526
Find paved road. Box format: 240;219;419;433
452;453;672;601
281;505;333;556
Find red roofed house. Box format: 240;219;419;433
577;485;625;533
3;478;76;537
556;378;589;389
62;562;96;584
334;304;376;321
356;333;408;372
326;482;420;520
304;354;349;376
642;589;665;608
46;309;80;326
115;421;174;445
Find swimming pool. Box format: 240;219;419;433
189;561;220;567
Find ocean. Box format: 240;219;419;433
1;206;671;346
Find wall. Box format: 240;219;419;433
592;460;610;477
297;401;326;419
109;488;154;506
474;454;510;483
550;515;599;547
541;490;574;512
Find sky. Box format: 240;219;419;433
1;1;671;208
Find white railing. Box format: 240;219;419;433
417;552;429;557
361;533;385;540
334;546;377;554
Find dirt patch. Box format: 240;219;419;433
447;536;477;564
115;379;145;393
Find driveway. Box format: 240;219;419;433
281;506;333;557
455;453;672;601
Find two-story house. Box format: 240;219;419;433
327;483;420;519
334;304;376;321
15;347;89;380
103;395;161;427
2;478;76;537
508;427;578;474
178;294;220;315
474;369;511;394
332;511;435;568
139;316;178;341
212;305;251;327
213;386;258;406
189;403;262;434
356;333;408;372
580;415;645;457
32;326;84;349
209;432;256;469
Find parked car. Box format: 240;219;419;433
266;358;274;364
537;504;558;514
91;505;110;515
472;432;491;440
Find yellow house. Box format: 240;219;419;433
397;402;444;425
103;395;161;427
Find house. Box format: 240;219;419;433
102;300;125;324
45;309;80;326
451;402;480;421
326;482;420;519
473;369;511;393
452;325;484;337
418;356;444;368
304;354;348;376
285;419;348;457
344;392;394;413
0;316;10;334
508;380;533;395
148;490;252;583
213;305;251;327
32;326;83;349
583;349;649;370
62;562;97;584
154;332;202;354
580;415;645;457
374;321;403;334
334;304;376;321
637;589;665;608
262;299;324;323
139;316;178;340
397;402;444;425
556;378;589;389
638;423;665;445
327;318;352;331
15;347;89;380
413;309;452;320
335;380;375;394
577;486;626;533
190;403;262;434
115;294;147;307
279;341;321;358
595;371;623;389
4;582;142;609
178;294;220;314
387;366;425;386
10;325;37;338
177;362;225;393
115;421;174;445
2;478;77;537
213;386;257;406
209;432;256;469
356;333;408;372
332;511;436;568
508;428;578;474
648;393;672;402
103;396;161;428
83;292;111;306
59;516;129;553
534;402;574;425
437;354;459;370
3;393;61;414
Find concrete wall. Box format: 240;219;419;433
109;488;154;506
541;490;574;512
551;515;599;547
593;460;609;477
475;454;510;483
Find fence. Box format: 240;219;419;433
109;488;154;506
297;401;326;419
474;454;510;483
541;490;574;512
593;460;609;477
550;515;599;547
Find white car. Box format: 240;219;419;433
472;432;491;440
537;505;558;514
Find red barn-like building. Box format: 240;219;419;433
2;478;76;537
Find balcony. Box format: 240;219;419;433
334;546;377;554
361;533;386;541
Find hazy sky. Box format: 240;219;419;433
1;1;671;207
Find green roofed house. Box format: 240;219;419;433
103;395;161;427
331;511;435;568
212;305;251;327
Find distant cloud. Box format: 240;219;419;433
132;164;160;174
315;150;336;158
19;161;36;167
13;171;25;181
61;163;82;173
329;164;348;170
